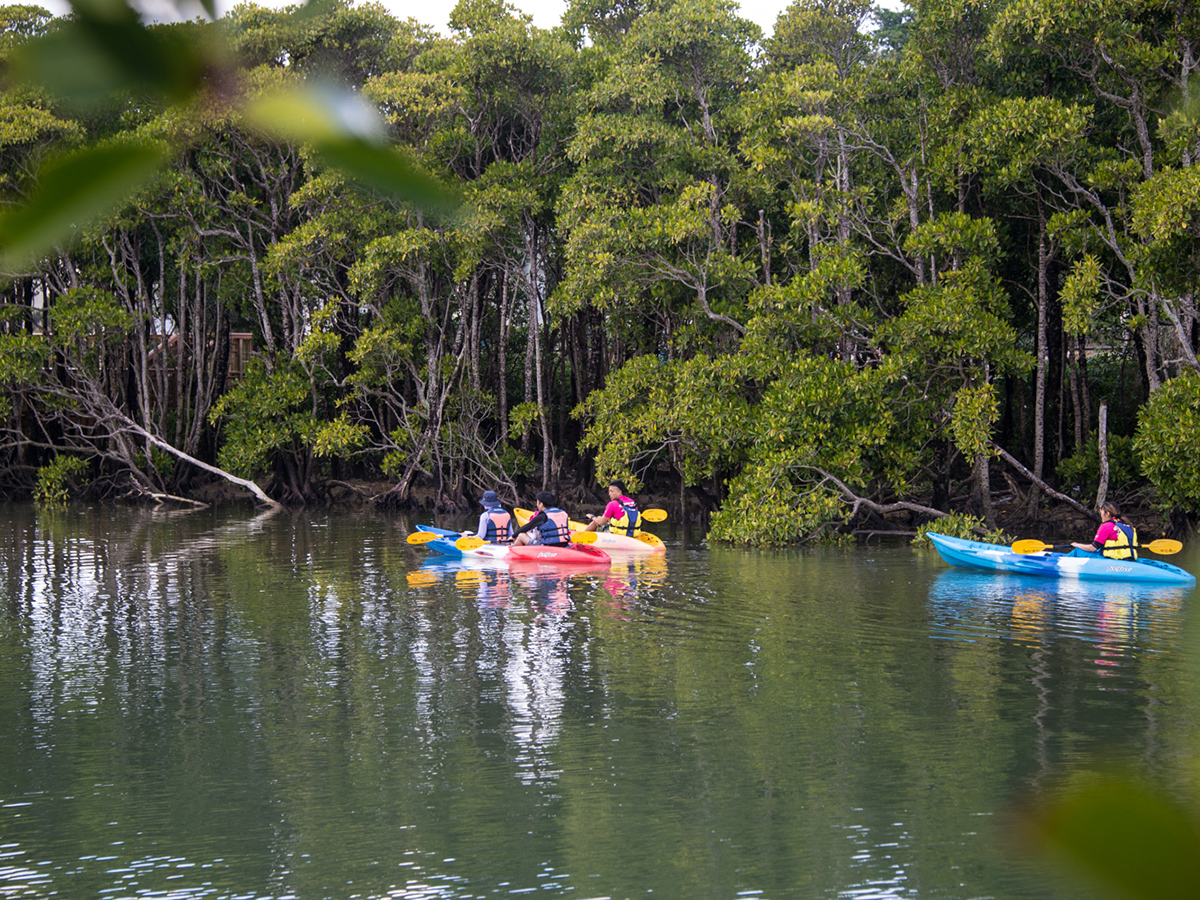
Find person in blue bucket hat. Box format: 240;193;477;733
463;490;513;544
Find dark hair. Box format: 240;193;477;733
1099;500;1123;521
536;490;555;507
609;480;627;495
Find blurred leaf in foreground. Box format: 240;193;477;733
10;0;218;109
1021;774;1200;900
243;83;457;213
0;139;167;270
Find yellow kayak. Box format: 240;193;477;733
514;508;665;553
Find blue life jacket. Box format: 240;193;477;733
608;498;642;537
536;508;571;546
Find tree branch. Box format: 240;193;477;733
992;441;1099;521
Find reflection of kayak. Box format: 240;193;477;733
927;533;1196;585
508;542;611;565
514;508;665;553
415;525;511;560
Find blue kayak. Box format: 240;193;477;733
926;532;1196;585
415;524;511;560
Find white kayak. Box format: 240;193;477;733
514;508;665;553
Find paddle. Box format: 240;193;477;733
407;532;441;544
1012;538;1182;555
570;531;599;544
640;509;667;522
455;536;486;551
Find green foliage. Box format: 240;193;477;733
1026;773;1200;900
134;446;176;480
209;359;320;479
33;454;87;506
1133;371;1200;513
507;402;542;442
949;383;998;463
311;412;368;458
1060;254;1101;336
48;287;134;343
708;457;848;545
1056;431;1140;498
912;513;1008;547
0;333;50;408
0;0;456;270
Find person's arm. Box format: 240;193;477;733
1073;522;1114;551
585;500;621;532
516;510;547;536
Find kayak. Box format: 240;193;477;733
514;507;665;553
415;525;512;560
413;525;610;565
926;532;1196;585
508;542;611;565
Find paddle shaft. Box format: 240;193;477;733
1012;538;1182;555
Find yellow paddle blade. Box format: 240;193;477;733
407;531;441;544
640;508;667;522
1144;538;1182;555
635;532;665;548
455;536;485;551
1012;539;1054;554
1013;537;1183;556
570;531;598;544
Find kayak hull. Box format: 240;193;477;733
508;543;611;565
514;508;665;553
413;525;610;565
927;532;1195;585
415;525;511;560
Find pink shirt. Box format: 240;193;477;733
1093;521;1120;546
604;497;635;519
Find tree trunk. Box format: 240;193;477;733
1096;401;1109;511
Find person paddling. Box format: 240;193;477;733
513;491;571;547
1070;501;1138;560
582;480;642;537
462;490;512;544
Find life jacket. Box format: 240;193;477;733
482;508;511;543
536;508;571;545
1102;522;1138;560
608;497;642;537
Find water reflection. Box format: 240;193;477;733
927;569;1188;648
2;509;1196;900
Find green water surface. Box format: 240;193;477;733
1;503;1197;899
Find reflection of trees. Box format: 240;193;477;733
2;513;1195;899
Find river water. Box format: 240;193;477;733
1;503;1197;900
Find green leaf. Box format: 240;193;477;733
1032;778;1200;900
244;85;458;212
12;0;213;108
0;139;168;269
314;138;457;213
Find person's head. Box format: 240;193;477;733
480;490;500;509
536;490;555;510
1099;500;1122;522
607;480;627;500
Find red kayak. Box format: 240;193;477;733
508;543;611;565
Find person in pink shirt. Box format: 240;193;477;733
582;481;642;537
1071;501;1138;560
